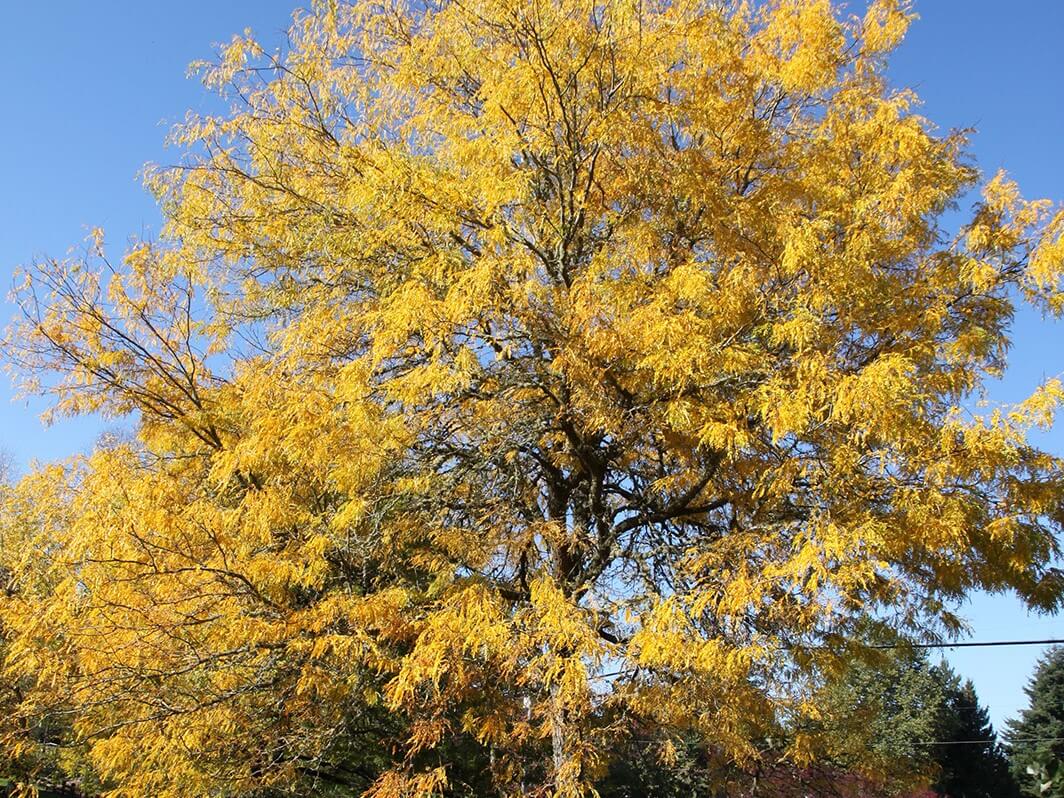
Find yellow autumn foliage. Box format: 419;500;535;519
2;1;1064;796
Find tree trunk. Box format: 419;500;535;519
551;679;568;795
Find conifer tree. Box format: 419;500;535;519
1007;648;1064;798
820;651;1017;797
820;647;947;789
933;666;1017;798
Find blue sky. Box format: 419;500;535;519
1;1;1062;733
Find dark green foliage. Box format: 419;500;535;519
597;732;719;798
1007;648;1064;798
819;647;947;784
819;648;1017;797
931;666;1017;798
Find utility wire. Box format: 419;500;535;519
874;637;1064;650
624;735;1064;748
912;736;1064;747
588;638;1064;681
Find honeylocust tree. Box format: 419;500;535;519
3;0;1064;796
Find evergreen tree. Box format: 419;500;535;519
1007;648;1064;798
932;665;1017;798
820;648;947;788
820;650;1017;797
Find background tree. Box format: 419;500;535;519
819;646;945;790
2;0;1064;796
1007;648;1064;798
0;462;100;797
934;667;1017;798
819;647;1016;797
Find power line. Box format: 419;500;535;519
912;736;1064;747
625;735;1064;748
588;638;1064;682
873;638;1064;650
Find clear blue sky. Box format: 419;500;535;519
1;1;1062;734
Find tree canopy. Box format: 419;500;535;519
2;0;1064;796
